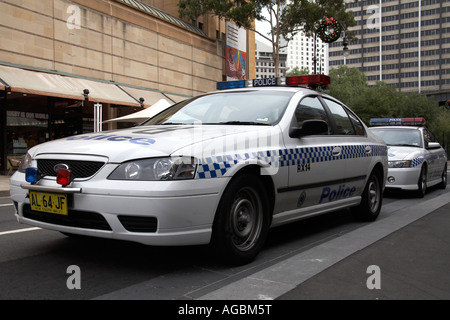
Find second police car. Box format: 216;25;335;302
369;118;447;197
10;75;388;264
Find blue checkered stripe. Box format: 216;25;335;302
196;145;386;179
411;157;425;167
197;151;279;179
280;146;333;166
279;145;386;166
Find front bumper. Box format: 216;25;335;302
384;167;420;191
10;172;228;246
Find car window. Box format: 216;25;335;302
295;96;330;133
347;111;365;136
323;98;356;135
143;91;294;126
423;128;437;147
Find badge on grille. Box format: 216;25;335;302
53;163;69;173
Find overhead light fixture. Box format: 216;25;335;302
343;35;350;57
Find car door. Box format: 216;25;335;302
423;128;446;183
277;95;347;216
320;97;374;201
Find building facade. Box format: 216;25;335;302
329;0;450;97
286;31;329;75
255;40;287;78
0;0;255;173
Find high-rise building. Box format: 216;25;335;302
286;31;329;75
255;40;287;78
329;0;450;98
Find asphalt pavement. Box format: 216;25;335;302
2;173;450;300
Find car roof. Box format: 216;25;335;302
213;86;339;102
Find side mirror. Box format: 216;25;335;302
289;119;329;138
427;142;441;150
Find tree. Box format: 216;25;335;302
286;66;310;76
328;65;367;110
327;67;447;148
178;0;356;76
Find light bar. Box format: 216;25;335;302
216;80;246;90
216;74;331;90
286;74;331;88
369;117;426;126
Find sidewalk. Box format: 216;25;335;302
0;174;10;197
277;200;450;300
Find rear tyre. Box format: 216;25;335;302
416;165;427;198
211;174;270;265
351;170;382;222
438;163;447;190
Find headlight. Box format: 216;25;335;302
388;160;411;168
108;157;197;181
18;153;32;173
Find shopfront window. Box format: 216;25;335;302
3;93;94;172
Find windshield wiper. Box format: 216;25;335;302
217;121;270;126
388;144;420;147
160;122;193;125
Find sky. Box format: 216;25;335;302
255;7;273;46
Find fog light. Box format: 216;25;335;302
387;176;395;183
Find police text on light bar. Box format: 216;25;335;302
216;74;331;90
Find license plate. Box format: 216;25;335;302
29;191;68;215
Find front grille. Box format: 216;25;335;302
118;215;158;233
23;205;112;231
37;159;105;178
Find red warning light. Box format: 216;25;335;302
56;169;71;186
286;75;331;88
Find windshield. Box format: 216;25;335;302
142;90;294;126
371;128;422;147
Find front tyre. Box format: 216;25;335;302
211;174;270;265
438;163;447;190
416;165;427;198
352;170;382;221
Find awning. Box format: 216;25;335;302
103;98;172;123
118;85;190;106
164;93;189;104
76;78;141;106
0;65;140;106
118;86;168;107
0;65;85;100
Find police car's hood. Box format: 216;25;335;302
29;125;275;162
387;145;422;160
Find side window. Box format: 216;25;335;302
323;98;355;135
295;96;329;132
347;111;366;136
423;128;436;147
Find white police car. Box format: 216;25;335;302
10;75;387;264
369;118;447;197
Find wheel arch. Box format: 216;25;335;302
371;161;386;189
227;165;276;220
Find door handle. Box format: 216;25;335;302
332;147;342;156
365;146;372;154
